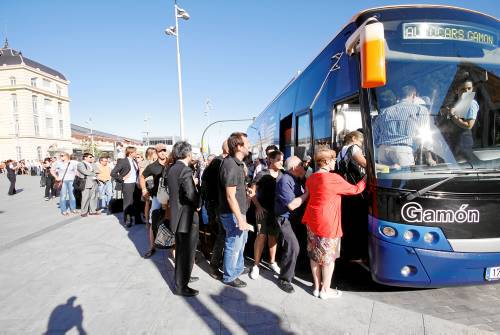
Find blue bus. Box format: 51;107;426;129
247;5;500;287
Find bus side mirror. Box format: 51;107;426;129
360;22;386;88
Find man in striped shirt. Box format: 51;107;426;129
373;85;436;167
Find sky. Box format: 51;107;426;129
3;0;499;153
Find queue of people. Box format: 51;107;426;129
3;129;367;300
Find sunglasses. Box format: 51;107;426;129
157;149;167;152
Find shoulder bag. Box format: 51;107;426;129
156;166;169;205
154;221;175;249
54;163;70;191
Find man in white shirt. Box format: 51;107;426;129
111;146;143;227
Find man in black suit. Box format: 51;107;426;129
111;146;143;227
168;141;201;297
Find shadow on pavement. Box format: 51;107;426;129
44;296;86;335
112;211;290;333
212;287;293;334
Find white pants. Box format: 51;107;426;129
377;145;415;167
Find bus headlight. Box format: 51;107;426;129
401;266;411;277
424;232;438;244
381;226;396;237
403;230;414;241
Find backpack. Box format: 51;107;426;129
336;145;364;184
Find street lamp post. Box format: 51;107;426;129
200;118;255;160
85;117;95;156
165;2;190;140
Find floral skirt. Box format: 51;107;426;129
306;227;341;266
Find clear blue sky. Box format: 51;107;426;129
4;1;499;152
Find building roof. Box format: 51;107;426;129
71;124;143;145
0;39;67;80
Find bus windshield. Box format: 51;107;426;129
371;18;500;181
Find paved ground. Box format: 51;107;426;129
0;175;498;334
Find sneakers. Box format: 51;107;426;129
277;279;294;293
319;289;342;300
249;265;260;280
313;289;320;298
225;278;247;288
269;262;281;274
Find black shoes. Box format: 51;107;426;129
225;278;247;288
242;267;250;275
277;279;295;293
189;276;199;283
209;265;223;280
175;286;199;297
143;249;156;258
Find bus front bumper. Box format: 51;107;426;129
369;236;500;287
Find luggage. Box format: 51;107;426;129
108;198;123;214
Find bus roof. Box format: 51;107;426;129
351;5;498;23
253;5;498;123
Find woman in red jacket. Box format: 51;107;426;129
302;148;365;299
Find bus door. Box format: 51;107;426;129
332;97;370;260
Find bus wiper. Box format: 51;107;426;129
401;176;456;202
401;169;500;202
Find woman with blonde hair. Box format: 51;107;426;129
302;148;366;299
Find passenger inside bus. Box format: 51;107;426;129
439;78;479;162
372;85;437;168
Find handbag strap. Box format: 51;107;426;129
61;162;70;181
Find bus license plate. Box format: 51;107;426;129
485;266;500;281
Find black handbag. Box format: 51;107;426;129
154;221;175;249
73;176;86;191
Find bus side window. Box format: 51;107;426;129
296;112;312;160
333;102;362;148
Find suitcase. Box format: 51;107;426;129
109;198;123;214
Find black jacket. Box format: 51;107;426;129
167;160;200;234
111;158;136;183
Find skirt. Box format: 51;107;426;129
306;226;341;266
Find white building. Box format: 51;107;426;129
0;39;72;161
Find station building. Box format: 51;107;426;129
0;39;72;161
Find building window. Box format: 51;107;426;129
32;96;38;115
31;78;37;87
43;79;51;89
34;115;40;136
59;120;64;138
37;146;42;161
58;102;62;115
46;118;53;138
56;86;61;96
11;94;18;114
16;147;22;161
44;99;52;114
10;76;16;86
14;116;20;136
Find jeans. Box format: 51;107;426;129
60;180;76;213
98;180;113;209
220;213;248;283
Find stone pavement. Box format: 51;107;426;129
0;175;495;334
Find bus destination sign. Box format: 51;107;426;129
403;22;497;46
